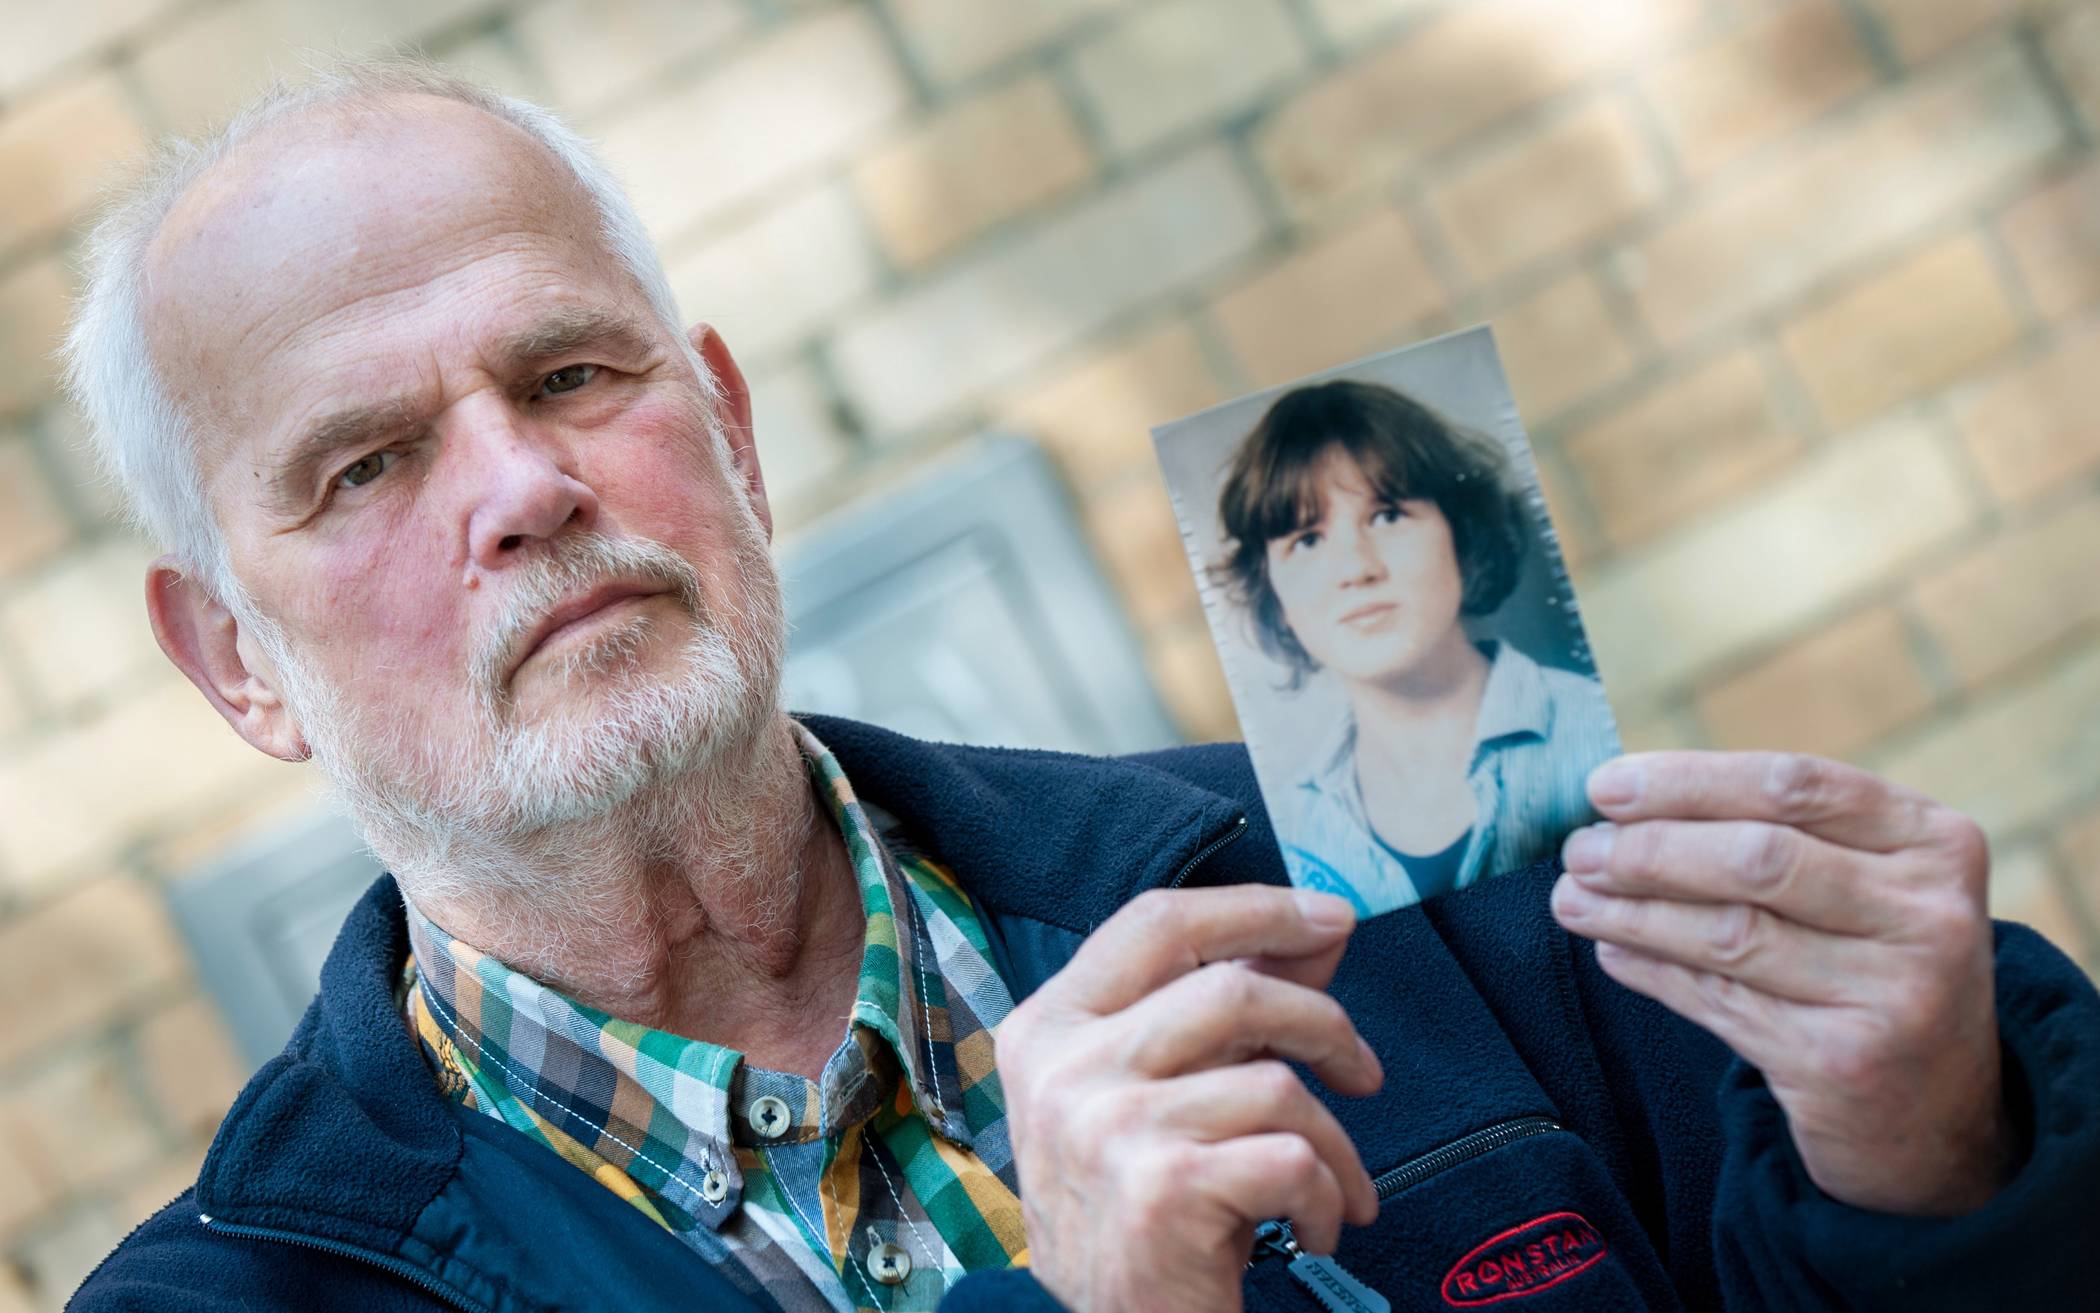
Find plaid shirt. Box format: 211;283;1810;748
402;724;1026;1311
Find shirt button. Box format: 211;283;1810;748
700;1168;729;1205
749;1095;791;1139
866;1241;912;1286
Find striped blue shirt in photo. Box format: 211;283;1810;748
1282;640;1621;916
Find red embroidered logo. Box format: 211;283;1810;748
1441;1211;1607;1306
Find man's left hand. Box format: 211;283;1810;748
1551;751;2015;1216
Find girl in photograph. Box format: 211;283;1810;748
1215;380;1618;916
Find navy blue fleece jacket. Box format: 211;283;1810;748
71;715;2100;1312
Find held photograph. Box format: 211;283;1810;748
1153;328;1621;917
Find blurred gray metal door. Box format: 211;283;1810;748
778;437;1177;753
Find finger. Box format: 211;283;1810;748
1585;752;1939;854
1046;886;1356;1014
1147;1062;1378;1226
1113;961;1382;1096
1241;934;1352;992
1553;879;1881;1005
1586;941;1792;1075
1561;818;1897;936
1191;1134;1349;1257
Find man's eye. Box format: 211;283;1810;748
539;364;598;397
336;450;395;489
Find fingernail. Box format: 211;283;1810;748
1553;877;1600;921
1590;761;1642;809
1357;1036;1383;1084
1296;890;1355;931
1562;823;1615;874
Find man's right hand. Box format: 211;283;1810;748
995;885;1385;1313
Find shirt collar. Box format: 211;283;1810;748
802;720;972;1141
1469;640;1554;766
403;723;975;1227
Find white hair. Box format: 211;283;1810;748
58;54;694;605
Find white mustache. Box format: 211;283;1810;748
470;533;705;706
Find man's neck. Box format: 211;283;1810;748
408;717;869;1078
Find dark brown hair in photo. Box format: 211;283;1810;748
1214;379;1528;684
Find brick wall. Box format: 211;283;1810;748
2;0;2098;1304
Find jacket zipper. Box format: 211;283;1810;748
1251;1116;1568;1310
1252;1218;1390;1313
1167;816;1248;888
1371;1114;1564;1200
199;1213;482;1312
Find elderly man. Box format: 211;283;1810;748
63;60;2097;1313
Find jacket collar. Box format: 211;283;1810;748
796;713;1246;931
194;715;1244;1246
195;872;461;1253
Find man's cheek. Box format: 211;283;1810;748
308;545;472;688
590;429;737;549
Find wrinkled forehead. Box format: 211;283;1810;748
140;95;633;458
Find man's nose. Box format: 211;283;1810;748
453;399;600;567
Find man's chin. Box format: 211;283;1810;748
494;672;777;826
322;613;780;843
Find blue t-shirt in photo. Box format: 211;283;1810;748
1280;641;1620;917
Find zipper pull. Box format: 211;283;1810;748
1253;1220;1390;1313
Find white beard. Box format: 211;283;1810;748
237;479;789;924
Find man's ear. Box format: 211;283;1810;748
145;557;308;762
687;321;773;541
